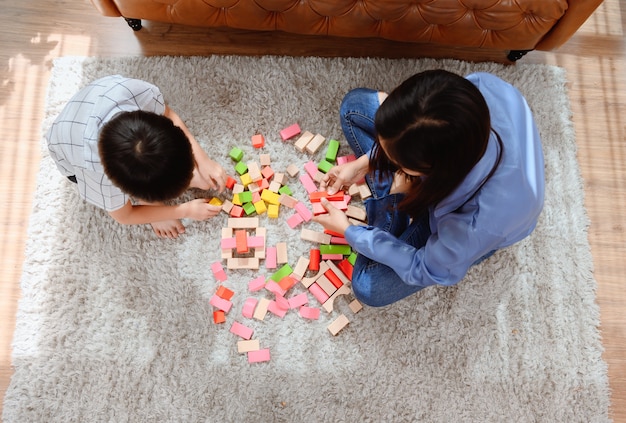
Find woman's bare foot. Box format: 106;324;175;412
151;219;186;239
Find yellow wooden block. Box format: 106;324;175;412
261;189;281;205
253;200;267;215
208;197;223;206
268;204;279;218
240;173;252;187
232;193;243;206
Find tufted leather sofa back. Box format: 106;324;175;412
90;0;602;52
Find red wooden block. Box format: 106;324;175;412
309;249;321;271
338;259;354;280
213;310;226;324
324;269;344;289
225;176;237;190
251;134;265;148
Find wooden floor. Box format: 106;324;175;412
1;0;624;420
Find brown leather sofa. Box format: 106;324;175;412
89;0;603;61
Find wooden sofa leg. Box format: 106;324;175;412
507;50;531;61
124;18;142;31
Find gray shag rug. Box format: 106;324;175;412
3;56;611;422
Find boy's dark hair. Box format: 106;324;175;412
372;69;493;219
98;110;194;202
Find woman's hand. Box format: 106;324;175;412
319;154;370;195
312;198;351;236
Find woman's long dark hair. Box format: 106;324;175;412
372;70;492;219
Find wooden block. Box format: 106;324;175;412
322;284;352;313
305;134;326;154
251;133;265;148
288;292;309;309
216;285;235;300
265;246;277;269
237;339;260;353
267;204;280;218
235;229;249;254
242;297;258;318
213;310;226;324
286;163;300;177
280;123;301;141
325;139;340;162
253;297;271;320
269;180;282;193
228;217;259;229
326;260;352;286
268;301;288;318
248;276;266;292
316;274;338;296
211;261;228;281
292;256;310;280
299;173;318;194
278;275;297;291
247;161;262;182
301;228;332;244
276;242;288;264
221;199;234;214
227;257;260;269
248;348;271;363
209;294;232;313
308;282;330;304
349;299;363;314
299;306;320;320
279;194;298;208
273;172;286;185
309;248;321;271
294;130;315;151
327;314;350;335
295;202;313;222
259;153;271;166
358;183;372;199
300;261;329;288
346;205;367;222
230;321;254;340
261;165;274;180
304;161;319;179
286;213;304;229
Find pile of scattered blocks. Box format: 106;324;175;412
208;123;372;363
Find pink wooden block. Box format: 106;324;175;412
265;280;286;297
268;301;288;318
295;202;313;222
248;275;266;291
299;174;318;194
211;261;228;282
266;246;277;269
299;306;321;320
275;295;290;310
230;321;254;340
337;154;356;165
280;123;301;141
308;282;330;304
304;161;319;179
330;236;349;245
242;297;258;318
248;348;271;363
220;237;237;249
286;213;304;229
209;294;233;313
322;254;344;261
261;166;274;180
247;236;265;248
288;292;309;309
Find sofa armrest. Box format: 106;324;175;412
90;0;122;18
535;0;604;50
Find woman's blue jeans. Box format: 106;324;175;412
340;88;431;307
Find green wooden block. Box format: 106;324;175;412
348;252;357;265
278;185;292;196
238;191;253;204
242;202;256;216
234;161;248;175
229;147;244;162
320;244;352;256
325;139;340;163
317;159;333;174
270;264;294;282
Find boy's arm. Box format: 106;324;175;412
163;106;227;192
108;199;221;225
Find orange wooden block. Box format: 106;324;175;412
216;285;235;300
235;229;249;254
251;133;265;148
213;310;226;324
278;275;297;291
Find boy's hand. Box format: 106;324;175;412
184;198;223;220
192;158;228;193
312;198;351;236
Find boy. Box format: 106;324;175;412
46;75;227;238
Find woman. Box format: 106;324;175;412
313;70;544;307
